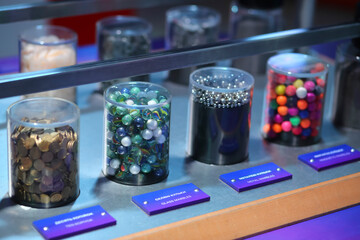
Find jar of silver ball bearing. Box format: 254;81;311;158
187;67;254;165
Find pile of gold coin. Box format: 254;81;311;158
9;118;79;208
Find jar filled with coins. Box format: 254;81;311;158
7;97;80;208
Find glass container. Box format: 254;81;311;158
332;41;360;129
166;5;221;85
229;0;283;74
187;67;254;165
7;98;80;208
97;16;152;91
20;25;77;102
262;53;328;146
104;82;171;185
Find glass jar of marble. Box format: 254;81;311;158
104;82;171;185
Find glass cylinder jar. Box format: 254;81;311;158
104;82;171;185
20;25;77;102
187;67;254;165
332;41;360;129
262;53;328;146
97;16;152;91
229;0;283;74
7;98;80;208
166;5;221;85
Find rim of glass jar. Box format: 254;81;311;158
105;82;172;109
190;67;255;93
166;5;221;27
97;15;152;36
7;97;80;128
267;53;329;79
19;25;78;46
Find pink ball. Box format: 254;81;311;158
306;93;316;102
304;81;315;91
274;114;283;123
285;85;296;96
288;107;299;116
281;121;292;132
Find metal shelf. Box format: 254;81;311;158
1;76;360;240
0;0;213;24
0;22;360;99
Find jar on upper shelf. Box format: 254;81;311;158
229;0;283;75
19;25;77;102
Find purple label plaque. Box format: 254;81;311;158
33;205;116;240
132;183;210;215
220;162;292;192
298;144;360;171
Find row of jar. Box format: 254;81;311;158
7;52;328;208
20;5;223;102
20;2;284;102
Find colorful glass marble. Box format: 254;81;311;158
104;82;171;185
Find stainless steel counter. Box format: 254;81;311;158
0;73;359;240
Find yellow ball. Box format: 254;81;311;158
275;84;286;95
293;79;304;88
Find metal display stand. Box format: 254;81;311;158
0;1;359;239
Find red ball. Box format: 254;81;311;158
277;74;287;84
316;78;325;87
311;128;319;137
292;126;302;135
285;85;296;96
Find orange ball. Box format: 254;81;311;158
276;95;287;106
263;124;271;133
277;106;288;116
297;100;308;110
300;118;311;128
272;123;282;133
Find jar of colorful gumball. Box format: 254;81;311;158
262;53;328;146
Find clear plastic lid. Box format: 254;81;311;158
7;97;80;128
267;53;328;78
190;67;254;93
167;5;221;30
97;16;152;36
20;25;77;46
